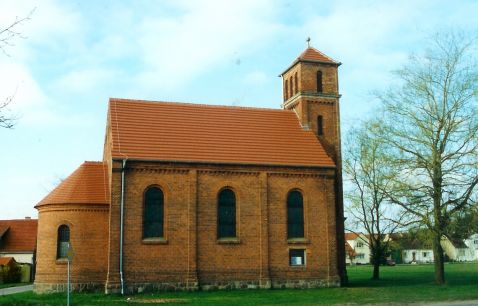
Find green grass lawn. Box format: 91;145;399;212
1;263;478;305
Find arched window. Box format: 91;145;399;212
57;225;70;259
143;186;164;238
289;77;293;97
317;71;323;93
317;115;324;136
285;79;289;99
287;190;304;239
294;72;298;94
217;188;236;238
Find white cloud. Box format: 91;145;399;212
54;68;120;93
244;71;268;85
133;0;281;90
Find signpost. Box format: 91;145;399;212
66;243;74;306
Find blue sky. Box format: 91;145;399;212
1;0;477;219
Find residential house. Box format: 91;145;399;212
464;234;478;261
0;218;38;265
441;235;475;262
345;233;370;264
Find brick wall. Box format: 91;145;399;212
105;161;339;293
35;204;109;293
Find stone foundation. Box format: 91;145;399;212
271;277;341;289
34;282;104;294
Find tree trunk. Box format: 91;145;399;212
372;261;380;280
432;232;445;284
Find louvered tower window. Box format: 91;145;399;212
317;71;323;93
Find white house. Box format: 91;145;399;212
402;249;434;264
345;233;370;264
440;235;476;262
464;234;478;261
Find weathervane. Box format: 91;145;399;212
306;37;311;48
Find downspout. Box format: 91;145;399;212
120;159;127;295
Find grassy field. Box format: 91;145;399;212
1;263;478;305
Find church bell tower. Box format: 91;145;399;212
280;41;341;162
281;41;347;284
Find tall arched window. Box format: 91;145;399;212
294;72;298;94
57;225;70;259
317;115;324;136
317;71;323;93
287;190;304;239
285;79;289;100
289;77;293;97
217;188;236;238
143;186;164;238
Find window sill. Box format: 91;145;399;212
142;237;168;245
290;265;306;268
217;237;241;244
287;238;309;244
56;259;69;265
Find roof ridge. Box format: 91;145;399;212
109;98;290;113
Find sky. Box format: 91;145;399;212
1;0;477;220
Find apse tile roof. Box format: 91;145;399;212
0;219;37;253
109;98;335;168
36;162;109;207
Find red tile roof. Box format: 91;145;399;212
108;99;335;168
36;162;109;208
280;47;340;76
298;47;338;64
0;220;37;253
0;257;16;266
345;232;360;241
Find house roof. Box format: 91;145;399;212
0;257;16;266
0;219;37;253
345;241;356;257
36;161;109;208
345;232;360;241
108;99;335;168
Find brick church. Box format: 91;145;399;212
34;45;346;293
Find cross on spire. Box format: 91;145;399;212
306;37;311;48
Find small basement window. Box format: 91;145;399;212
289;249;305;266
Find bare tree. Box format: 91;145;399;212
0;8;35;129
0;8;35;56
376;32;478;284
344;121;408;280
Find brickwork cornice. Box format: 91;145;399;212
267;172;334;179
198;169;260;176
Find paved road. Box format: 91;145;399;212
0;284;33;296
421;301;478;306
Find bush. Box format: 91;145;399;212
0;264;22;283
